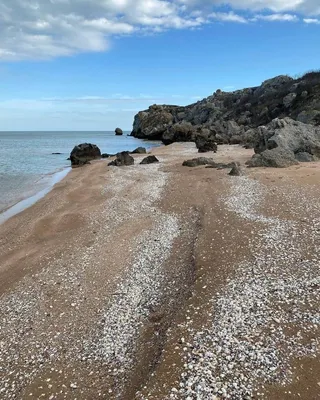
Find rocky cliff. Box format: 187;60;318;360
131;72;320;148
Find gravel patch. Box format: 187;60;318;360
170;176;320;399
86;212;180;366
0;162;179;399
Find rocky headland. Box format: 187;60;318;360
131;72;320;167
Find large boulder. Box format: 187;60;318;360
247;148;298;168
247;118;320;167
162;123;196;145
131;147;147;154
115;128;123;136
140;155;159;164
229;162;243;176
182;157;216;167
108;151;134;166
195;135;218;153
70;143;101;167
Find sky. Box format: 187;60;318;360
0;0;319;131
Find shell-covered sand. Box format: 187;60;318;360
0;144;319;400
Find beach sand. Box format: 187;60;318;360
0;144;319;400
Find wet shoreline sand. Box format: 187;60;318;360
0;143;319;399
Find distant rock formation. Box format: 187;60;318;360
130;72;320;162
70;143;101;167
115;127;123;136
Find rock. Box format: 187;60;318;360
108;151;134;166
228;162;243;176
182;157;216;167
52;152;62;155
246;118;320;167
140;155;159;164
247;148;298;168
294;152;316;162
254;75;293;97
132;106;175;139
205;162;234;169
195;135;218;153
283;93;297;108
115;127;123;135
130;72;320;146
70;143;101;167
162;123;196;145
102;153;115;158
297;110;320;125
130;147;147;154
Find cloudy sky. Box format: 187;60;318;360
0;0;319;130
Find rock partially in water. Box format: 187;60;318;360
70;143;101;167
115;128;123;136
108;151;134;166
140;155;159;164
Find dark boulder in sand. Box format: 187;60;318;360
108;151;134;166
131;147;147;154
140;155;159;164
70;143;101;167
247;148;298;168
182;157;216;167
115;128;123;136
195;135;218;153
229;162;243;176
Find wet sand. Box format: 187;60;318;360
0;144;319;400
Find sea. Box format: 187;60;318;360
0;131;160;221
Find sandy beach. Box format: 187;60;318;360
0;143;319;400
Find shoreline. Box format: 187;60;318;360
0;166;71;225
0;143;319;399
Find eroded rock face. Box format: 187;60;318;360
132;106;175;140
247;118;320;167
131;72;320;150
140;155;159;164
108;152;134;166
162;123;196;145
70;143;101;167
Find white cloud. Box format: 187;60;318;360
0;0;319;60
251;13;298;21
303;17;320;23
209;11;248;23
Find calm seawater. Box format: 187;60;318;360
0;131;160;213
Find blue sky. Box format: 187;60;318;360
0;0;319;131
